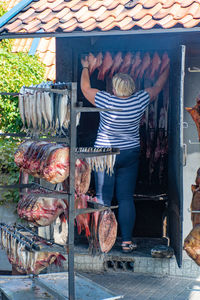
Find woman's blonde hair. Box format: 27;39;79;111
112;73;135;97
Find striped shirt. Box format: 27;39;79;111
94;90;150;150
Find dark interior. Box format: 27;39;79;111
56;32;200;264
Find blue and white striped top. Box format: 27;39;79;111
94;90;150;150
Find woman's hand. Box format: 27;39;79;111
81;56;89;68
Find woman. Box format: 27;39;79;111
81;56;169;253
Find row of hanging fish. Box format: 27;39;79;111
18;81;80;135
77;147;117;175
0;224;66;275
14;141;118;185
87;51;169;82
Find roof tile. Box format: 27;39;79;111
52;2;69;12
162;0;179;9
24;19;41;32
141;18;157;29
121;19;136;30
153;6;172;20
193;5;200;17
6;0;21;11
161;18;177;28
12;38;33;52
96;4;124;22
66;0;86;10
63;22;78;32
133;3;162;20
36;0;64;12
117;16;134;29
188;2;200;16
98;16;115;30
143;0;160;9
158;14;174;26
135;14;152;27
80;17;96;29
124;0;148;9
183;18;200;27
179;14;194;24
89;1;106;11
106;0;126;10
59;17;78;29
115;4;143;21
41;17;59;31
60;11;74;23
24;9;52;23
31;0;47;10
181;0;199;8
74;5;89;21
92;6;107;20
5;19;22;32
18;8;35;21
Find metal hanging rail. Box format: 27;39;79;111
0;92;19;97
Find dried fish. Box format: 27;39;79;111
30;91;38;131
54;93;60;132
44;91;54;131
18;87;26;130
24;90;32;130
63;103;70;130
41;91;49;131
36;91;43;131
59;93;68;134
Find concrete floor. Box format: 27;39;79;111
80;271;200;300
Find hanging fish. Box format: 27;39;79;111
59;93;68;134
54;93;60;132
36;91;43;132
18;87;26;131
63;103;70;130
41;91;49;131
30;91;38;131
44;91;54;131
24;90;32;131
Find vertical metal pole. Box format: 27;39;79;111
68;82;77;300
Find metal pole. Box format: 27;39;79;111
68;82;77;300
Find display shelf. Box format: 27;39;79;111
0;81;120;300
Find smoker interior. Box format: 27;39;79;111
56;32;200;264
77;50;169;239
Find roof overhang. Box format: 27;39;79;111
1;26;200;40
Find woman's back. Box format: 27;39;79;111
95;90;150;150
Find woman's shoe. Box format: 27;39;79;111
121;242;137;253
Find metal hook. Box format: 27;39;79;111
188;67;200;72
188;208;200;213
189;139;200;145
183;122;188;128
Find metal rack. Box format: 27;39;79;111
0;82;120;300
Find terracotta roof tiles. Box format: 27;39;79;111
4;0;56;81
1;0;200;37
